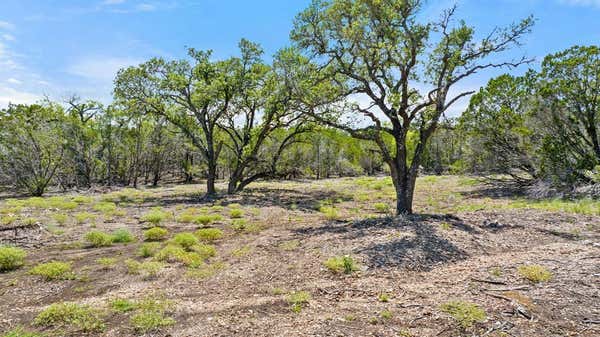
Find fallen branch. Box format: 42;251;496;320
472;277;507;285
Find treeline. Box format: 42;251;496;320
2;1;597;213
0;97;390;196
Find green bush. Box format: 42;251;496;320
29;261;75;281
52;213;68;225
0;246;27;272
138;242;161;258
74;212;96;224
84;231;113;247
141;209;168;225
34;302;105;332
324;255;359;274
194;214;222;226
144;227;169;241
172;232;199;250
229;209;244;218
518;264;552;283
111;228;135;243
195;228;223;241
191;244;217;259
96;257;117;269
92;202;117;214
319;206;339;220
440;301;486;328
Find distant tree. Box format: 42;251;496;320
0;103;66;196
292;0;533;214
115;49;229;197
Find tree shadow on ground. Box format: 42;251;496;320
144;186;353;211
293;214;471;272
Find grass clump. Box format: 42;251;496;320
518;264;552;283
324;255;359;274
287;291;310;313
29;261;75;281
373;202;390;213
380;309;393;320
92;202;117;214
440;301;486;328
96;257;117;269
130;297;175;334
125;259;163;278
185;262;225;280
195;228;223;241
141;208;169;225
71;195;93;204
52;213;68;225
440;222;452;230
231;219;261;233
190;244;217;259
138;242;161;258
154;245;204;267
110;298;137;313
279;240;300;251
319;206;340;220
194;214;223;227
84;231;113;247
74;212;96;224
34;302;105;332
0;246;27;272
144;227;169;241
172;232;199;250
1;327;42;337
378;293;390;302
111;228;135;243
229;208;244;218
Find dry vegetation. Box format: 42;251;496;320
0;176;599;336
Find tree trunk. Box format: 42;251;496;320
206;162;217;197
394;176;416;215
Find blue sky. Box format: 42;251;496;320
1;0;599;112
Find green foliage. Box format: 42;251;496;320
172;232;199;250
84;231;113;247
194;214;222;226
141;209;169;225
144;227;169;241
138;242;161;258
129;296;175;333
1;327;42;337
324;255;359;274
380;309;393;320
373;202;390;213
231;219;261;233
190;244;217;259
0;246;27;272
74;212;96;224
96;257;117;269
229;208;244;218
110;298;137;313
319;206;339;220
195;228;223;241
125;259;163;278
378;293;390;303
518;264;552;283
92;202;117;214
29;261;75;280
111;228;135;243
287;291;310;313
33;302;105;332
154;245;206;267
185;262;225;280
440;301;486;328
52;213;68;225
440;222;452;231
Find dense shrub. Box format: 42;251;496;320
0;246;27;272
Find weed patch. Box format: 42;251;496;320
0;246;27;272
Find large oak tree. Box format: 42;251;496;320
291;0;533;214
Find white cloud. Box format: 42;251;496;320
559;0;600;7
102;0;127;4
2;33;15;42
136;3;157;12
0;21;15;31
67;56;141;83
0;85;40;107
6;78;22;85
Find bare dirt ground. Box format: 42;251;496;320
1;176;599;337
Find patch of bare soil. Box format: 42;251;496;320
0;178;599;337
